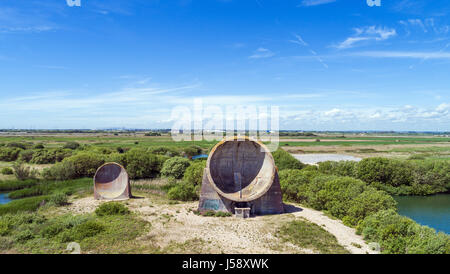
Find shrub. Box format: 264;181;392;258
183;160;206;186
30;148;72;164
122;149;166;179
0;167;13;175
355;158;394;185
318;161;357;177
167;182;198;201
42;161;76;180
18;150;35;163
63;142;80;150
344;188;397;226
279;169;310;201
161;157;191;179
71;220;105;241
95;202;130;216
182;145;203;158
33;143;45;149
12;161;38;180
6;142;28;149
279;169;396;227
316;177;367;220
49;152;104;180
272;149;305;170
0;148;22;162
357;209;450;254
148;146;180;157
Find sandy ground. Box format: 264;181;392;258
63;197;377;254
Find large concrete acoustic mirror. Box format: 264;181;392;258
94;163;131;200
198;137;284;216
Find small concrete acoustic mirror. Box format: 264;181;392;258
94;163;131;200
198;137;284;217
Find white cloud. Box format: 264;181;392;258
350;51;450;59
249;48;275;59
289;34;308;46
334;26;397;49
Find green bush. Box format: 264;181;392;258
182;145;203;158
183;160;206;186
44;152;104;180
30;148;72;164
148;146;180;157
357;209;450;254
167;182;198;201
279;169;396;227
63;142;80;150
95;202;130;216
12;161;38;180
355;158;394;185
161;157;191;179
33;143;45;149
18;150;35;162
344;188;397;226
42;160;76;180
6;142;29;150
0;148;22;162
0;167;13;175
272;149;305;170
318;161;357;177
122;149;166;179
70;220;105;241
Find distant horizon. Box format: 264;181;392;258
0;128;449;134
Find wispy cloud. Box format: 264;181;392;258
0;26;55;33
350;50;450;59
249;48;275;59
289;34;308;46
334;26;397;49
289;34;328;69
299;0;337;7
399;18;450;35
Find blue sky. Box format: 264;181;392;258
0;0;449;131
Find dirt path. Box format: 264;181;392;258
286;206;376;254
64;197;377;254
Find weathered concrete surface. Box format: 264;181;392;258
199;137;284;215
94;162;131;200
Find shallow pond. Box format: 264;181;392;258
394;194;450;234
0;192;11;205
292;154;362;165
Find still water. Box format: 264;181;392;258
0;192;11;205
395;194;450;234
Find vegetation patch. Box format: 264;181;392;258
0;211;150;254
357;209;450;254
95;202;130;216
277;218;349;254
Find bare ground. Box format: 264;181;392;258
62;196;377;254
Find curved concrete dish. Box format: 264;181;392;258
206;137;276;202
94;162;131;200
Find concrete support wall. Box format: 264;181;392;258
198;168;284;215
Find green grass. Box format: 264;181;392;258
0;195;51;215
0;211;151;254
7;178;92;199
277;218;349;254
0;178;93;215
0;180;39;192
